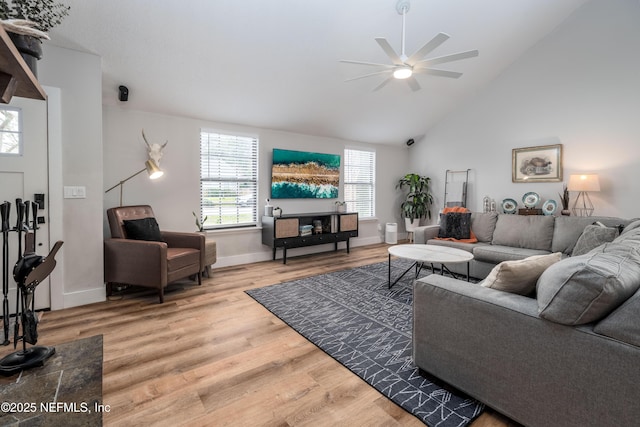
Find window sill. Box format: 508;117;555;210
203;226;262;236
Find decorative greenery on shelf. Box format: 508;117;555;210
0;0;70;39
396;173;433;222
192;211;207;232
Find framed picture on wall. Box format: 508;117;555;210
512;144;563;182
271;148;340;198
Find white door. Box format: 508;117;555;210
0;96;50;312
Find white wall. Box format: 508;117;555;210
409;0;640;220
39;45;105;307
103;106;410;267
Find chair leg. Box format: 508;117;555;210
198;271;202;286
158;287;164;304
106;282;113;296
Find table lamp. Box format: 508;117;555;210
567;174;600;216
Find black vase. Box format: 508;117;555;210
8;33;43;77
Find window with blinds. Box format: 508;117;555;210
344;148;375;218
200;130;258;229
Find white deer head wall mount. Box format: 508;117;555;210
142;129;168;166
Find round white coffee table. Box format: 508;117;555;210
387;244;474;288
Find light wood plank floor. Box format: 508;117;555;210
1;243;519;426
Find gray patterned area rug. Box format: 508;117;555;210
246;260;484;427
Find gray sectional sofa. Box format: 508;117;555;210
413;212;632;279
412;213;640;427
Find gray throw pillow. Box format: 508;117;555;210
571;224;619;256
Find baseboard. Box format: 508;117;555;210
63;287;106;308
213;251;274;268
352;235;383;247
213;235;384;269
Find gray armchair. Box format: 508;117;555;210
104;205;205;303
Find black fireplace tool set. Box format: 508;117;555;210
0;198;63;376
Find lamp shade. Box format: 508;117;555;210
145;159;164;180
567;174;600;192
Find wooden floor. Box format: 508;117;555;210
1;243;518;426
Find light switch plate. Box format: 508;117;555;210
63;186;86;199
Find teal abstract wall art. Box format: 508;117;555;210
271;149;340;199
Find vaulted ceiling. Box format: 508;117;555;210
50;0;587;145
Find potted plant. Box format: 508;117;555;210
0;0;70;75
559;184;570;216
192;211;208;232
334;200;346;213
397;173;433;232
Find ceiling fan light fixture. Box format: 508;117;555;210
393;67;412;79
340;0;478;91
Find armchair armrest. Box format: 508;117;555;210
413;225;441;244
161;231;205;250
161;231;206;270
104;238;168;287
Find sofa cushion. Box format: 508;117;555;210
123;217;163;241
537;237;640;325
492;215;554;251
167;247;200;271
552;216;631;254
438;212;472;240
482;252;562;295
471;212;498;242
593;288;640;347
473;245;551;264
427;239;485;253
572;224;619;256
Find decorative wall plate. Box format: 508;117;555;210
502;198;518;214
542;199;558;215
522;192;540;208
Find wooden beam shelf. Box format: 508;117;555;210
0;25;46;104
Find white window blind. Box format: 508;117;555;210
0;107;22;155
344;148;375;218
200;130;258;229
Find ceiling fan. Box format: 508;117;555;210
340;0;479;92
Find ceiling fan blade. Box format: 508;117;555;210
414;68;463;79
406;76;421;92
413;68;462;79
375;37;403;65
417;49;479;66
372;76;394;91
339;59;395;68
345;69;393;82
405;32;450;66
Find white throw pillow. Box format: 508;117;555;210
482;252;563;295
